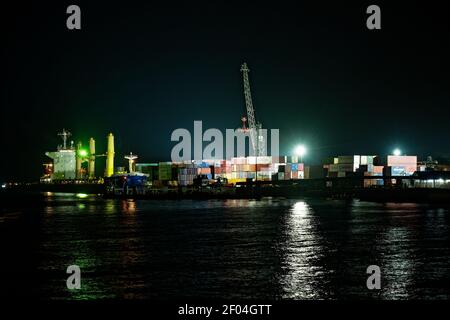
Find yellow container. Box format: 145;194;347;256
228;178;246;184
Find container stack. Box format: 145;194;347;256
326;155;376;178
158;162;174;181
174;156;307;186
288;163;305;179
178;163;199;186
229;156;305;182
362;164;385;187
229;157;254;183
135;163;158;181
387;156;417;176
213;160;231;178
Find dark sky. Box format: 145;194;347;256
3;1;450;181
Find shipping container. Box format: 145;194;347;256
328;164;339;173
338;156;354;164
228;178;246;184
246;156;272;164
135;163;159;181
387;156;417;168
158;162;173;181
321;157;334;165
361;156;368;165
338;164;353;172
231;157;247;165
373;166;384;174
384;164;416;176
298;171;305;179
257;171;271;178
328;171;338;178
199;167;211;175
272;156;286;164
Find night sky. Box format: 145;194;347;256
3;1;449;181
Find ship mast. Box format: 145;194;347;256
57;128;71;150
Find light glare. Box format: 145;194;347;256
294;145;307;157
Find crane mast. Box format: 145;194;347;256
240;62;265;156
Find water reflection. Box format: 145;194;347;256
117;200;146;299
2;197;449;300
104;199;116;214
379;227;415;299
279;201;324;299
44;206;54;216
121;200;137;214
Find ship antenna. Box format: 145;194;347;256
57;128;72;150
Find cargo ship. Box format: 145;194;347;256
2;129;112;195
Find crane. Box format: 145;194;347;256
240;62;265;156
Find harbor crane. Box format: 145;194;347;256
240;62;265;156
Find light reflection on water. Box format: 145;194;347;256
279;201;323;299
1;195;449;300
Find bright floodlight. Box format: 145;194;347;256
78;149;88;157
393;148;401;156
294;145;307;157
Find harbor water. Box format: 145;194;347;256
1;193;449;299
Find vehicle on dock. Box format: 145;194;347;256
104;173;148;196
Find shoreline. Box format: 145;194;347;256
3;183;450;205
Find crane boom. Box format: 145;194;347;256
240;62;265;156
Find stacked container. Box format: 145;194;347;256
174;156;309;186
387;156;417;176
158;162;173;181
326;155;377;178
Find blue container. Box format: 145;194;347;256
392;166;406;176
125;175;148;187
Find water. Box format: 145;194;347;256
1;193;450;300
